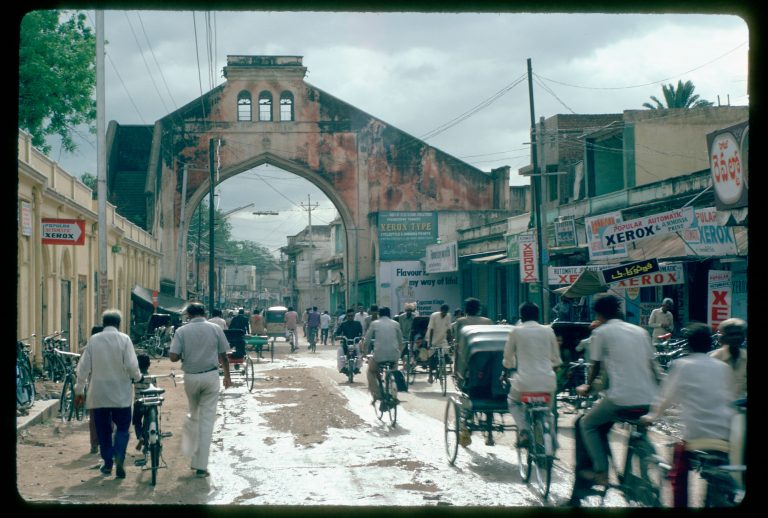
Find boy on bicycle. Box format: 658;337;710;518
132;354;152;451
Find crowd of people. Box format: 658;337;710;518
71;294;746;508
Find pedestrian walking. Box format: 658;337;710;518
169;302;232;478
75;309;143;479
320;310;332;346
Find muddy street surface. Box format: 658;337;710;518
17;337;691;508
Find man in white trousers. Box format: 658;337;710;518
170;302;232;477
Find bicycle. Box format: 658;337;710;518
41;332;67;382
687;447;745;507
16;336;36;411
287;329;298;353
373;359;400;426
308;326;318;353
432;344;448;396
580;407;670;507
56;349;84;422
515;391;557;500
137;328;167;359
134;372;176;486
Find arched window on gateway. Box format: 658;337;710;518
280;91;294;122
258;91;273;121
237;91;252;121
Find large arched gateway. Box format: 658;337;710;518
113;56;510;307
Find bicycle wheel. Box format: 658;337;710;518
246;356;256;392
385;371;398;426
438;353;447;396
530;416;552;500
517;428;533;482
444;400;460;465
270;339;275;362
16;361;36;409
406;350;416;385
60;378;76;421
347;358;355;383
147;406;160;486
624;435;665;506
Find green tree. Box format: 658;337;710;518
642;80;714;110
19;10;96;154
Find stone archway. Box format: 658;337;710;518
141;55;509;300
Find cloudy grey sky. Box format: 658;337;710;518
35;8;749;254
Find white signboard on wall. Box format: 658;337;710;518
681;207;739;256
425;241;458;273
518;233;538;283
378;261;460;316
601;207;694;248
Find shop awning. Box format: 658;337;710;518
131;285;187;315
554;269;608;299
469;253;507;264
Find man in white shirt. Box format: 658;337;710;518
648;298;675;344
208;308;228;330
75;309;143;479
425;304;452;383
570;294;660;498
641;323;733;507
320;310;332;346
364;307;403;410
503;302;561;447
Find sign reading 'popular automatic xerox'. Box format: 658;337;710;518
41;218;85;245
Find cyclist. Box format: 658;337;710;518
709;318;747;400
364;306;403;411
567;294;660;505
335;308;363;373
640;323;734;508
306;306;321;349
284;306;299;347
452;298;493;371
397;302;417;362
320;310;332;346
425;304;452;384
502;302;561;448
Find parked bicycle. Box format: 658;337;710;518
16;336;36;411
41;331;67;382
134;372;176;486
55;349;84;422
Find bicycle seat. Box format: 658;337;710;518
614;406;650;424
140;386;165;397
658;332;672;341
378;361;396;369
520;392;551;404
686;438;730;453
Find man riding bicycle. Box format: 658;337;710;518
335;308;364;373
502;302;561;449
567;294;660;506
363;306;403;411
306;306;321;349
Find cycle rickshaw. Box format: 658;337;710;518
402;316;453;394
444;324;557;499
265;306;290;358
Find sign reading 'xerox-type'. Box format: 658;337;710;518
41;218;86;245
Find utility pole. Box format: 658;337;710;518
527;58;547;315
96;11;108;314
208;138;218;311
300;194;318;308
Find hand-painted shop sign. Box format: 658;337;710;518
585;212;627;260
554;216;577;247
378;211;438;261
425;241;458;274
680;207;738;256
707;120;748;210
601;207;694;248
549;262;684;287
600;259;659;284
518;232;538;283
42;218;85;245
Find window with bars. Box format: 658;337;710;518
280;91;294;121
237;91;252;121
259;91;273;121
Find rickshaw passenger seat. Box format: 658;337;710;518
224;329;246;359
465;350;507;401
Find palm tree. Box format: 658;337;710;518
643;80;714;109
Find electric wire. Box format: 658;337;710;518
124;12;170;113
137;11;179;111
